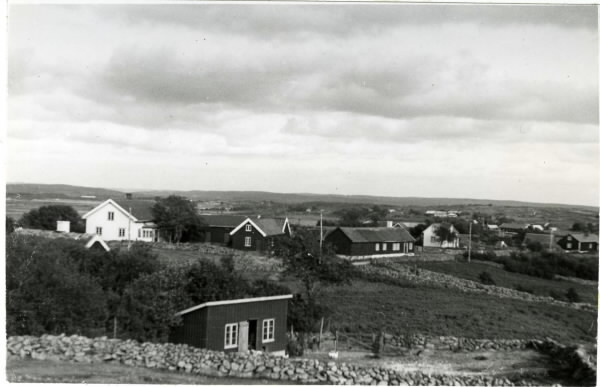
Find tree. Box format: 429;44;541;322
408;224;427;239
433;223;457;244
6;216;16;234
19;205;85;233
152;196;205;243
566;288;581;303
6;235;108;337
275;229;354;304
478;271;495;285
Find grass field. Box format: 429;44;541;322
6;198;101;219
320;280;596;344
416;261;598;304
6;358;288;384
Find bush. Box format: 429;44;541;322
478;271;495;285
565;288;581;303
515;284;535;294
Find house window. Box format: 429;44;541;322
138;229;141;238
224;323;238;349
118;228;125;237
96;227;102;236
262;319;275;343
108;211;114;221
567;236;572;241
566;242;572;249
244;237;252;247
375;243;380;251
430;236;437;243
142;229;153;238
245;224;252;232
393;243;400;251
408;242;413;251
382;243;387;251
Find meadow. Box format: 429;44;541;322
416;261;598;304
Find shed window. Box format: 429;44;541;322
408;243;413;250
245;237;252;247
375;243;379;251
108;211;114;221
382;243;387;251
567;243;572;249
118;228;125;237
262;319;275;343
245;224;252;232
392;243;400;251
224;323;238;349
96;227;102;236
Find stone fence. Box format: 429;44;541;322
8;334;584;386
359;262;596;312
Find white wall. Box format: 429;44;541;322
84;202;155;242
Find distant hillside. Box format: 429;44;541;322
7;184;123;199
6;183;597;211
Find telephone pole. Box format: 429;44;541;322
319;210;323;264
468;220;472;263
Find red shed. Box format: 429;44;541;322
169;295;293;356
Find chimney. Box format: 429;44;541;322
56;220;70;233
125;193;132;200
387;220;393;228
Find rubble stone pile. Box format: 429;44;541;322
7;334;560;386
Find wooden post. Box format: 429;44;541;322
334;330;338;352
319;317;324;349
113;316;117;339
468;221;472;263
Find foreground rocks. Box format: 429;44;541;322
359;262;595;312
7;334;595;386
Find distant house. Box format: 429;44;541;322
82;196;158;242
422;223;460;248
170;294;292;355
198;215;248;245
499;223;528;234
486;224;499;232
557;233;598;252
229;217;291;251
324;226;415;261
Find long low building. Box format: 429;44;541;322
325;226;415;261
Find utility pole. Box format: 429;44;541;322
128;207;132;251
549;229;554;252
468;220;472;263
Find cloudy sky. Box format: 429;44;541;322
7;4;599;206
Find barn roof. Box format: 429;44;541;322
200;215;247;228
175;294;294;316
335;227;415;243
113;199;156;221
568;233;599;243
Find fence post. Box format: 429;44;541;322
334;330;338;352
113;316;117;339
319;317;324;350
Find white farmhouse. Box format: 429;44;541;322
422;223;460;248
82;197;158;242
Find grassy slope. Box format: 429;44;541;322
320;280;596;344
416;261;598;304
6;358;287;384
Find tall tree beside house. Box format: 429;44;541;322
152;196;205;243
433;223;457;244
19;205;85;233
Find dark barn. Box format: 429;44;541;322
198;215;247;245
230;217;291;251
169;295;292;355
557;233;599;252
325;226;415;261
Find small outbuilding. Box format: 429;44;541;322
169;295;293;356
229;217;291;251
557;233;598;252
198;215;248;245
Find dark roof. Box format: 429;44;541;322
200;215;247;228
568;233;599;243
113;199;156;221
252;217;288;236
334;227;415;243
500;223;527;230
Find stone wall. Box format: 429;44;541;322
359;262;595;312
7;334;559;386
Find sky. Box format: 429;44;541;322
6;3;599;206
